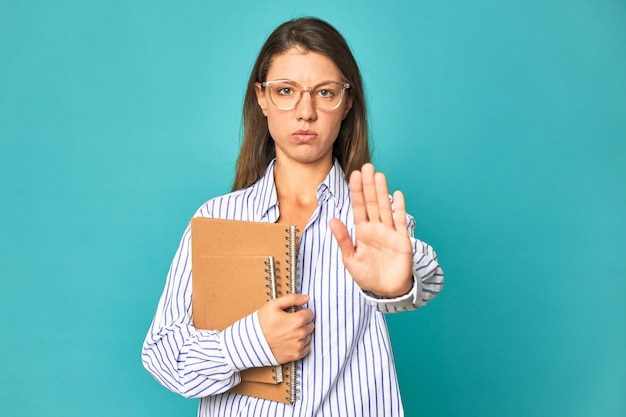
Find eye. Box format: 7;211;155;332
270;83;298;96
277;87;293;96
316;88;336;99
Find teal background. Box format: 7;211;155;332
1;0;624;416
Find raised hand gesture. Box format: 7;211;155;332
329;163;414;298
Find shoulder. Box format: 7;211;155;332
193;185;258;219
193;161;277;220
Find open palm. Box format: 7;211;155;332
329;163;414;297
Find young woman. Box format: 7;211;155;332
142;17;444;416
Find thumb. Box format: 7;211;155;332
329;218;355;259
271;293;310;311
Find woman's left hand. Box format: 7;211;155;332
329;163;414;298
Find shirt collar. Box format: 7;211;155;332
252;158;350;221
317;158;350;211
252;159;279;222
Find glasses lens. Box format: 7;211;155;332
267;81;300;110
313;83;344;111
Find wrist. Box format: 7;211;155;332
366;277;414;299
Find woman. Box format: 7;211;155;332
142;17;444;416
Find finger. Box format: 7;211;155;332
271;293;310;311
295;307;315;324
329;218;355;259
299;343;312;359
360;163;380;222
349;169;367;223
301;332;313;351
375;172;393;226
299;323;314;348
392;190;408;233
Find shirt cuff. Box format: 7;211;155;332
219;311;279;371
361;277;420;313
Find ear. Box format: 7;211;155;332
255;82;268;117
341;94;353;120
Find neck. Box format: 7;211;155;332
273;158;332;203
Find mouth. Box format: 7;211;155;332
293;130;317;143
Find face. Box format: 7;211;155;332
256;47;352;169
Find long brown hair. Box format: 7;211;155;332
232;17;370;191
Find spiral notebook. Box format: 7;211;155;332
190;217;300;404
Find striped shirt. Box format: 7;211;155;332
141;159;444;416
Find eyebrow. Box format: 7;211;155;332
265;79;346;85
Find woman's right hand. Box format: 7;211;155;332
257;294;314;364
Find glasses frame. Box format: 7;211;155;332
261;79;351;111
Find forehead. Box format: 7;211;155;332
266;47;343;83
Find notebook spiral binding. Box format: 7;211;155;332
285;364;302;404
264;256;277;300
284;225;300;296
264;256;284;384
284;225;301;403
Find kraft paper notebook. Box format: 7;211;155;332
190;217;300;404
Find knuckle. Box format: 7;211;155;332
294;328;308;340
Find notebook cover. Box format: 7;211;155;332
191;217;298;404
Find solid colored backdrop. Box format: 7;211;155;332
1;1;624;416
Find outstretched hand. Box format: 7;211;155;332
329;163;413;298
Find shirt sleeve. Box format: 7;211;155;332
141;223;279;399
360;214;444;313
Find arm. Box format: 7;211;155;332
329;163;444;313
141;225;279;399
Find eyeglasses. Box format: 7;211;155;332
261;79;350;111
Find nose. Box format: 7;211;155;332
295;89;317;121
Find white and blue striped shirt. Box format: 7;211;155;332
142;159;444;416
